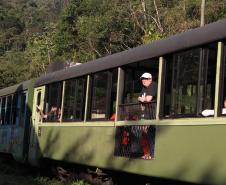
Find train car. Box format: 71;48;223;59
1;19;226;185
28;18;226;185
0;80;34;162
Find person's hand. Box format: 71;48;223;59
36;105;41;112
138;95;145;102
51;106;57;112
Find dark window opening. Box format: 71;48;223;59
20;92;27;125
88;69;117;121
63;77;87;122
12;94;19;125
5;96;12;125
0;98;1;124
220;43;226;116
44;82;62;122
119;59;159;120
162;44;217;118
37;92;41;106
0;97;6;125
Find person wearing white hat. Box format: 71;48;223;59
137;72;157;160
138;72;157;103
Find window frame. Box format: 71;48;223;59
88;69;117;121
62;76;87;122
160;44;218;119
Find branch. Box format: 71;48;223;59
153;0;163;33
88;39;102;57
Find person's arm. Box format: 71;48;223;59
144;83;156;102
36;105;47;119
145;95;153;102
138;94;146;102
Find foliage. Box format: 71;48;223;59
1;0;226;88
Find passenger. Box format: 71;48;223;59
137;72;157;160
138;72;157;119
138;72;157;103
201;98;226;116
37;104;61;122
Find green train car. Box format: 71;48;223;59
0;80;34;162
1;19;226;185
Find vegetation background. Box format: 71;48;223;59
1;0;226;89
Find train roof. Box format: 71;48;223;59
35;18;226;87
0;80;32;97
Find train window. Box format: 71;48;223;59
162;44;217;118
119;59;159;121
20;92;27;125
63;77;87;122
37;91;41;106
12;94;19;125
44;82;62;122
89;70;117;121
0;98;2;125
219;43;226;116
0;97;6;125
5;95;12;125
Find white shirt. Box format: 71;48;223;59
202;108;226;117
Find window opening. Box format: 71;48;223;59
63;77;87;122
119;59;159;121
89;69;117;121
5;95;12;124
43;82;62;122
0;97;6;125
162;44;217;118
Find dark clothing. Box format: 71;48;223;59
140;82;157;119
140;82;157;100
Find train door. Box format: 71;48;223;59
28;86;45;166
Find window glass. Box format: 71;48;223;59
63;77;87;122
89;70;117;121
5;95;12;124
12;94;19;125
163;44;217;118
44;82;62;122
220;43;226;116
201;44;217;112
0;97;6;125
0;98;2;125
20;92;27;125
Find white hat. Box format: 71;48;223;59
140;72;152;79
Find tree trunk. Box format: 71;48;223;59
140;0;148;33
200;0;205;27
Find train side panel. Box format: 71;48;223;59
36;122;226;185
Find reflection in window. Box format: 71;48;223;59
163;44;217;118
89;70;117;120
44;82;62;122
63;77;86;122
